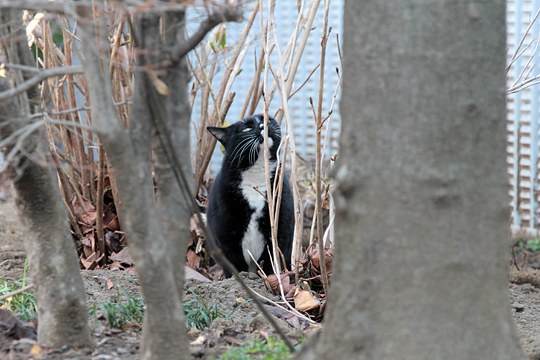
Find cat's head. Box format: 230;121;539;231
207;114;282;169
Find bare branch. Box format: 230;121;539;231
169;5;243;63
0;284;34;301
0;0;68;13
0;65;83;101
507;9;540;73
289;63;320;99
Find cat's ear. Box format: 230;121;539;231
207;126;229;146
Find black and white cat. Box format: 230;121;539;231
206;114;294;278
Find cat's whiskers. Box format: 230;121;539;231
231;135;257;168
229;136;252;162
248;139;260;166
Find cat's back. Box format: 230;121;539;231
207;170;244;223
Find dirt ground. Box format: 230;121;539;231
1;188;540;359
0;190;310;360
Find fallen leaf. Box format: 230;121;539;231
81;237;91;247
106;278;114;290
187;230;195;248
186;249;200;269
294;288;320;312
310;248;333;273
80;257;97;270
106;216;119;231
190;334;206;346
109;262;124;270
82;245;93;258
30;344;43;359
86;252;99;263
185;266;211;282
0;309;37;340
110;247;133;266
266;273;291;294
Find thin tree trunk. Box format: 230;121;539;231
0;9;91;348
0;80;91;348
77;10;189;360
300;1;526;359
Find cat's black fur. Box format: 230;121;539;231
206;114;294;278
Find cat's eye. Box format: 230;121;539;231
242;127;252;132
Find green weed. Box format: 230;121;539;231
0;280;37;321
518;237;540;252
183;292;226;330
0;258;36;321
96;286;144;330
218;338;295;360
92;286;227;331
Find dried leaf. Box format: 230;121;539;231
81;237;91;247
30;344;43;359
190;334;206;346
109;262;124;270
186;249;201;269
109;247;133;266
71;194;96;225
80;210;97;226
185;266;211;282
285;285;297;299
80;257;97;270
294;288;320;312
82;246;93;258
86;252;99;262
104;213;119;231
310;248;333;274
187;230;196;248
0;309;36;340
265;273;291;294
106;278;114;290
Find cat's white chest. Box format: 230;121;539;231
239;154;276;268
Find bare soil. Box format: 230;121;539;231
1;186;538;359
0;191;308;360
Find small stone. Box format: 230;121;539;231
521;283;536;294
512;302;525;312
92;354;114;360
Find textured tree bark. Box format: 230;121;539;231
77;11;189;360
0;80;91;348
0;10;91;348
299;1;526;359
146;11;193;296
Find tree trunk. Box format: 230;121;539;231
0;69;90;351
300;1;526;359
76;10;190;360
0;10;91;348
